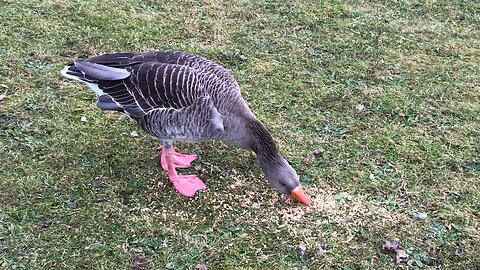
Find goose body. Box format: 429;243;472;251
61;50;311;205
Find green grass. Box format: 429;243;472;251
1;0;479;269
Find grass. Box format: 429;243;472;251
1;0;479;269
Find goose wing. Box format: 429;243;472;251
88;51;238;89
62;51;238;116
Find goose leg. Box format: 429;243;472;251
162;144;206;197
159;145;197;171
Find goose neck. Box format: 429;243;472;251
247;120;282;166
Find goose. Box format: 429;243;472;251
61;50;311;205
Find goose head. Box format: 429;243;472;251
261;155;312;205
246;120;312;205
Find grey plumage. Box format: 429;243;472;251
136;95;224;143
61;50;309;202
62;51;243;143
74;61;130;80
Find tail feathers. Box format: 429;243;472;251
61;61;131;82
62;62;137;116
74;61;130;80
61;64;84;81
96;94;124;112
96;94;145;117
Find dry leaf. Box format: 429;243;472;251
383;240;398;250
355;103;365;112
131;252;152;270
66;200;78;209
316;243;327;255
396;249;409;262
298;243;307;256
312;149;324;158
382;240;409;263
196;264;208;270
415;211;428;220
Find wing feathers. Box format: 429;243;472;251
137;95;224;140
62;51;238;119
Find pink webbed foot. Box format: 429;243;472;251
159;146;197;171
169;174;207;197
160;144;206;196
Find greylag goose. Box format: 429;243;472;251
61;50;311;205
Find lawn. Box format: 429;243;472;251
1;0;479;269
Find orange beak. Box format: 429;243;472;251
291;186;312;205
